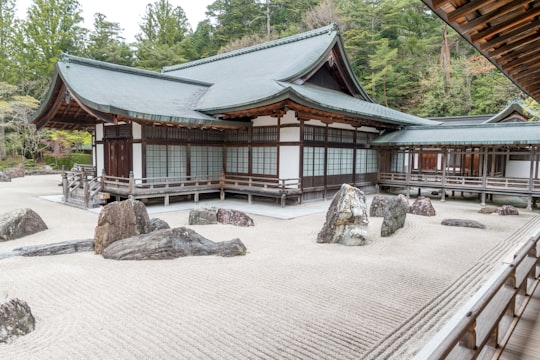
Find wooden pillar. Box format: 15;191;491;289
527;147;536;211
62;171;68;202
407;148;413;185
481;148;488;207
441;148;447;202
83;177;89;208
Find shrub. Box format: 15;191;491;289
44;153;92;170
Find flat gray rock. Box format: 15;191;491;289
102;227;247;260
13;239;94;256
441;219;486;229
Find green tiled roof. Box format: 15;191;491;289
34;24;438;129
371;122;540;146
163;24;351;88
49;54;244;126
285;83;438;126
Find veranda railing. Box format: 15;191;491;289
414;228;540;360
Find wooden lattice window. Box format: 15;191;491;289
303;126;326;143
252;127;278;143
104;124;132;139
225;129;249;143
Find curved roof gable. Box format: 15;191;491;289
32;54;251;128
483;100;540;124
163;24;371;101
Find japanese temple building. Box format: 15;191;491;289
32;24;540;208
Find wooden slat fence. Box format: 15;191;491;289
414;228;540;360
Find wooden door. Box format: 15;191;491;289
105;139;132;178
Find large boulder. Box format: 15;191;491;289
369;195;391;217
381;195;408;237
317;184;369;246
0;208;48;242
102;227;247;260
0;298;35;343
408;196;436;216
189;208;218;225
94;199;150;254
217;208;254;227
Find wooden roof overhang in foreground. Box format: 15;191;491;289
421;0;540;103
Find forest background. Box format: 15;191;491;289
0;0;538;169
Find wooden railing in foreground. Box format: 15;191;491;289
414;228;540;360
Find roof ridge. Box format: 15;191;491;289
60;53;212;87
405;121;540;130
162;23;339;73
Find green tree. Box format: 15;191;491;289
86;13;134;66
368;39;398;107
206;0;262;49
17;0;86;98
0;82;41;160
135;0;191;70
0;0;16;83
183;20;220;60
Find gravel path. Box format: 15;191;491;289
0;175;538;359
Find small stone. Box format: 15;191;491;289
408;196;436;216
441;219;486;229
478;206;498;214
148;218;170;232
217;209;254;227
188;208;218;225
0;298;35;343
498;205;519;216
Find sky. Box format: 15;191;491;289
15;0;214;42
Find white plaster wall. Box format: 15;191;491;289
253;116;277;126
280;146;300;184
96;124;104;141
132;123;142;140
133;143;143;179
302;119;379;134
96;144;104;174
506;161;536;178
280;111;298;124
280;126;300;142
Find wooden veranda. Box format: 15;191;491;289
377;145;540;210
62;166;302;208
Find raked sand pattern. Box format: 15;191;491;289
1;175;539;359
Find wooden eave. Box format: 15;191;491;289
422;0;540;103
218;100;401;130
34;87;108;131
